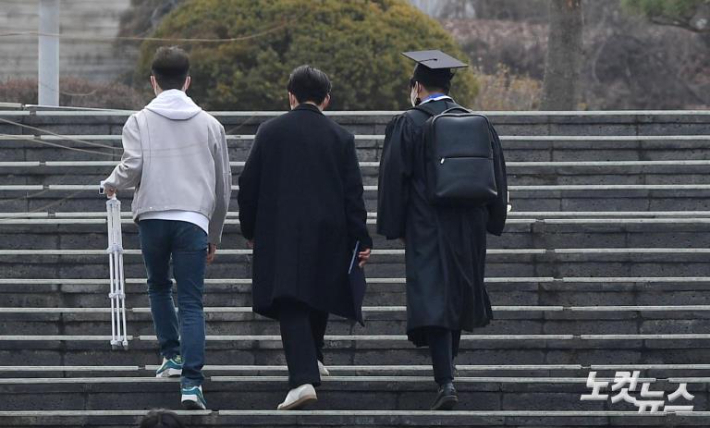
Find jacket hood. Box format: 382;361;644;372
145;89;202;120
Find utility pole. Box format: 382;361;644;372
38;0;60;106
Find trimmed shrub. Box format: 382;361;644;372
136;0;478;110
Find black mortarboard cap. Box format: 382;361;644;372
403;50;468;70
403;50;468;91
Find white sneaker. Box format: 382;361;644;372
318;361;330;376
277;384;317;410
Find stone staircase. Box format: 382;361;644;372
1;109;710;427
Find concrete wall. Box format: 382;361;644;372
0;0;132;83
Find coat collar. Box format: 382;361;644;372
294;103;324;114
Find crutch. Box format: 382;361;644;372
106;195;129;350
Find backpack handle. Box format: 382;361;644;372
441;106;471;115
413;104;472;117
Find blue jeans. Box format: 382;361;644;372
138;220;208;388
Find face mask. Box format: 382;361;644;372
410;87;421;107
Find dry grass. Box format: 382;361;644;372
0;78;146;109
470;64;541;111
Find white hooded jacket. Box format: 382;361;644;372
103;90;232;244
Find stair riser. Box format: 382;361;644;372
5;138;710;162
4;171;710;187
2;344;710;366
5;111;710;132
0;195;710;212
2;192;709;213
2;316;708;336
3;287;706;308
3;257;710;278
0;381;700;411
0;415;704;428
6;224;710;250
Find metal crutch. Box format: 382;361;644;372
106;195;129;350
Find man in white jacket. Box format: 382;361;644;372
102;46;231;410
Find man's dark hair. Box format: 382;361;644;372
410;77;449;95
139;409;186;428
151;46;190;91
410;65;453;94
287;65;332;105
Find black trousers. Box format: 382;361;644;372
277;299;329;388
427;327;462;386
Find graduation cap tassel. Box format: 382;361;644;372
106;196;129;350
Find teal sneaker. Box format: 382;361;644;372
181;385;207;410
155;355;183;378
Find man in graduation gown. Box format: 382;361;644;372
238;65;373;411
377;50;508;410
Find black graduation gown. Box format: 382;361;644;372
377;99;508;346
238;104;373;321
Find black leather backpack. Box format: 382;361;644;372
415;104;498;206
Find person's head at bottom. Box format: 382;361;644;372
140;409;186;428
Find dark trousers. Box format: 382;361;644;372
277;299;329;388
427;327;462;386
138;220;208;388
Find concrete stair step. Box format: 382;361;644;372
4;134;710;163
3;248;710;278
3;334;710;364
2;306;710;337
5;159;710;170
10;248;707;256
6;218;710;250
4;277;709;309
2;345;708;372
4;184;710;193
7;210;710;219
2;409;707;428
2;185;710;212
0;336;710;377
4;160;710;187
5;363;710;378
4;197;710;215
0;374;703;411
6;305;710;315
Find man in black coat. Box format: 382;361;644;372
238;65;373;411
377;51;508;410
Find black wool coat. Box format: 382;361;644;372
238;104;373;321
377;99;508;346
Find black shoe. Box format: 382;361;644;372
430;382;458;410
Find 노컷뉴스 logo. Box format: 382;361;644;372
581;371;695;413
